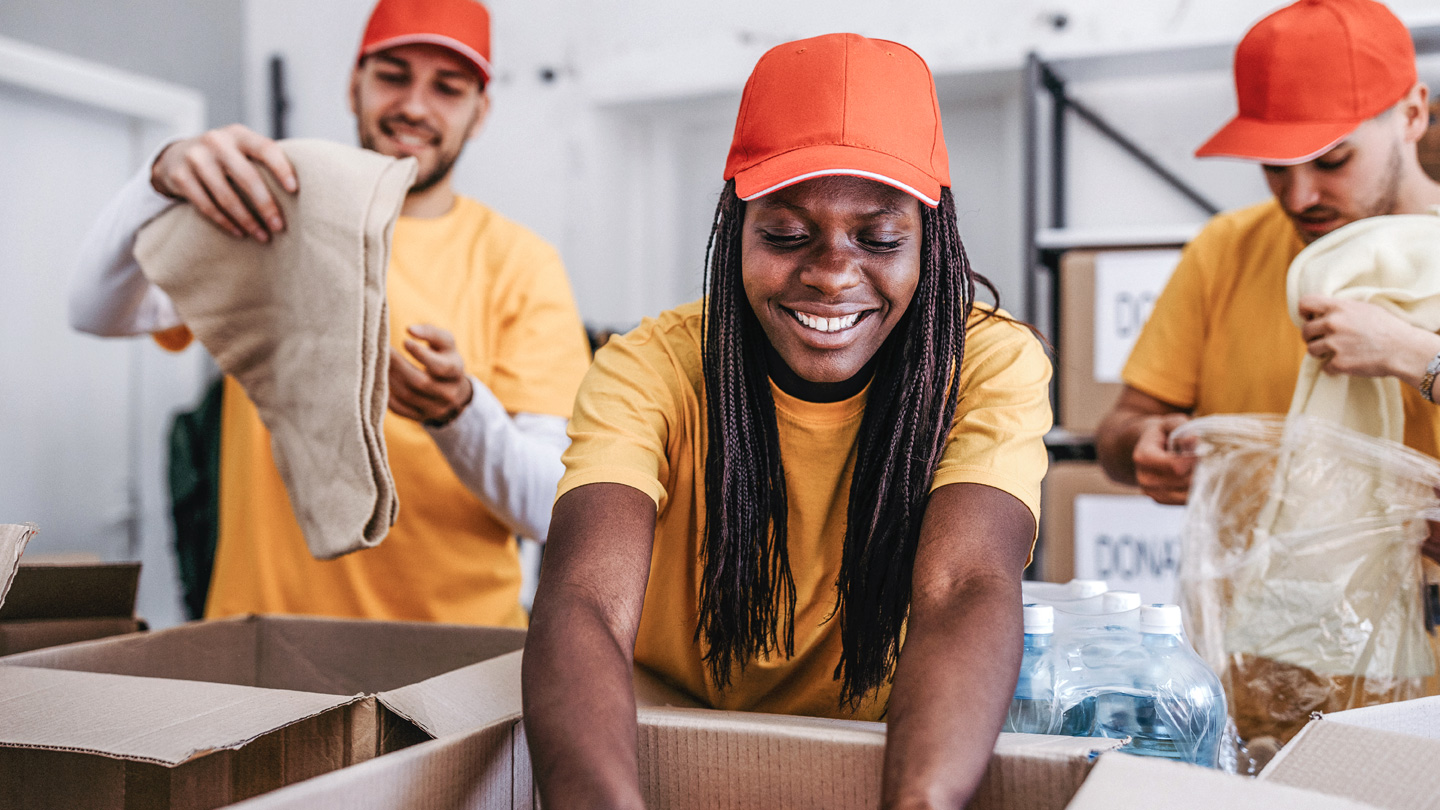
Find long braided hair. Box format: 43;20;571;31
698;179;1003;707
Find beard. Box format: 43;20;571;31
1289;142;1404;244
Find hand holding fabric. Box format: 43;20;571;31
1298;294;1440;385
150;124;299;242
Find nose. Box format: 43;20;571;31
1277;166;1322;214
397;82;429;120
798;235;864;295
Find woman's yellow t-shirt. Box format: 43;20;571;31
558;300;1052;720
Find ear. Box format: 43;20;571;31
1399;82;1431;144
466;92;491;141
347;65;363;117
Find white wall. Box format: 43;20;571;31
243;0;1440;330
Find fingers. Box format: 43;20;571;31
1296;294;1337;321
388;349;453;408
150;124;296;241
1133;416;1194;505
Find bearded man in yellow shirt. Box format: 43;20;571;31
69;0;590;626
1098;0;1440;573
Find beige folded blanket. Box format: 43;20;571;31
135;139;417;560
0;523;36;610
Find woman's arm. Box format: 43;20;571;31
882;482;1035;810
523;482;658;810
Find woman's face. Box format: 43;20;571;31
741;176;923;384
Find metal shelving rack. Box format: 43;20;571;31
1022;24;1440;460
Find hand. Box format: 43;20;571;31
1297;294;1440;385
150;124;298;243
388;324;474;426
1133;413;1195;505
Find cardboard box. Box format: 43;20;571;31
0;664;369;810
0;561;145;654
229;659;1123;810
1039;461;1186;604
1058;248;1181;435
1068;696;1440;809
1065;753;1380;809
1257;695;1440;808
2;613;524;697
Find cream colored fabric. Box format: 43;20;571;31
1286;213;1440;441
135;139;417;560
0;523;36;610
1219;215;1440;680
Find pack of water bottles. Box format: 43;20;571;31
1007;579;1228;769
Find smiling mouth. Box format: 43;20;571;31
789;308;867;334
380;121;439;149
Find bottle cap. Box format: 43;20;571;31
1140;603;1184;634
1102;590;1142;612
1022;603;1055;634
1069;579;1108;598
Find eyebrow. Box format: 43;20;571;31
372;54;477;84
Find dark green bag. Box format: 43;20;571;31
168;377;224;620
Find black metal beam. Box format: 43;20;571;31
1041;62;1220;217
269;54;290;141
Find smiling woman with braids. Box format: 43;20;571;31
523;33;1052;810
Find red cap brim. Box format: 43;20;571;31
362;34;492;83
1195;115;1359;165
732;143;943;207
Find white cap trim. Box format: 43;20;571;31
1202;132;1352;167
363;34;493;81
740;168;940;207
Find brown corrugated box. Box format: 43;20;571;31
1039;461;1142;583
1066;695;1440;809
229;657;1124;810
0;560;145;654
0;615;526;809
1058;248;1181;435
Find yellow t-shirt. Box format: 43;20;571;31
192;196;591;626
557;300;1052;720
1124;198;1440;457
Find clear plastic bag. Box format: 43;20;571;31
1172;414;1440;747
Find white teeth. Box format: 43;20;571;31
792;310;861;333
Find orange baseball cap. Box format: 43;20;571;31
724;33;950;208
359;0;492;84
1195;0;1416;164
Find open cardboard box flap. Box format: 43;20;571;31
2;613;526;696
233;654;1123;810
0;524;36;610
1258;701;1440;810
0;664;363;767
1066;753;1380;809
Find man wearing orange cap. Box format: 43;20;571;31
1097;0;1440;552
69;0;591;626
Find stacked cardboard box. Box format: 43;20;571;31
1057;248;1182;436
0;561;146;654
1040;461;1186;604
0;616;526;808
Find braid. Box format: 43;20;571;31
699;181;796;688
699;184;999;707
833;187;975;706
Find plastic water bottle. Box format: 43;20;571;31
1092;604;1227;767
1021;578;1107;606
1005;604;1091;735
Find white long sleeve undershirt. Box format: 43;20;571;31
69;159;569;541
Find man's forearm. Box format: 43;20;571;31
1095;409;1144;486
425;378;568;539
882;574;1021;810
